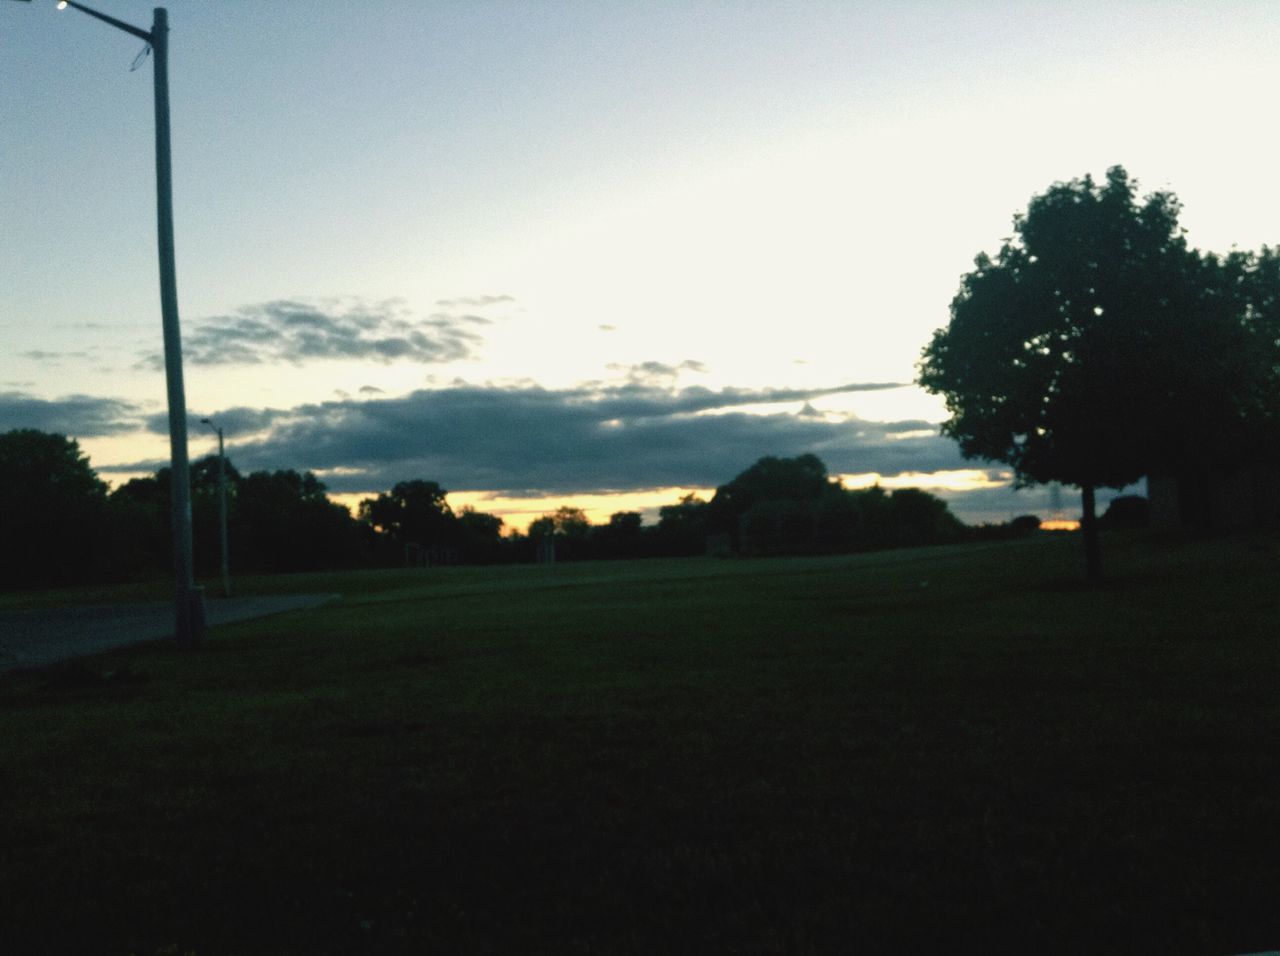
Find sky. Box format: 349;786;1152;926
3;0;1278;530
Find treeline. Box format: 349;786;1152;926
0;430;1041;590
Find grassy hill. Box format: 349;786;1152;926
2;532;1278;953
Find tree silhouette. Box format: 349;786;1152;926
0;429;109;587
237;469;361;571
455;506;506;564
707;454;832;546
1212;246;1280;467
592;510;645;559
528;506;591;540
359;480;454;550
108;471;170;574
653;494;709;556
918;166;1226;580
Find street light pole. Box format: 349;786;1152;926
201;418;230;598
147;6;203;644
33;1;204;647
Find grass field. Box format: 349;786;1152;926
2;532;1278;954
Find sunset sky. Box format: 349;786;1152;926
4;0;1278;529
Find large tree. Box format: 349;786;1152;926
237;469;362;572
706;453;833;547
1213;245;1280;469
359;480;455;550
918;166;1248;580
0;429;109;587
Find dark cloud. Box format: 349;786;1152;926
21;350;89;361
434;295;515;308
141;298;488;369
0;392;141;437
606;360;709;383
156;380;962;496
143;404;279;438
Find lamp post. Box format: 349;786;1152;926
14;0;204;646
200;418;230;598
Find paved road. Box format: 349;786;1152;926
0;594;339;673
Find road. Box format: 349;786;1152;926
0;594;338;673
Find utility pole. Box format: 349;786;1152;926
16;1;205;646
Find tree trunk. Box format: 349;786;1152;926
1081;483;1103;584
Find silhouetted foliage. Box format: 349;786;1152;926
968;514;1043;542
190;454;241;576
108;472;171;575
707;453;832;547
528;506;592;561
653;494;710;556
918;166;1272;579
593;511;646;560
1009;514;1043;536
884;487;967;548
698;455;967;556
455;507;507;564
1198;248;1280;461
359;480;454;549
0;430;110;587
6;436;975;586
1101;495;1150;530
236;469;363;572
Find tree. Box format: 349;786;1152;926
528;506;592;560
918;166;1236;581
456;506;506;564
108;471;170;574
191;454;242;576
1213;245;1280;464
359;480;455;550
592;510;645;559
886;487;966;548
0;429;109;587
528;506;591;539
653;494;709;556
707;454;833;546
238;469;362;571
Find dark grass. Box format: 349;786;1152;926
2;532;1279;954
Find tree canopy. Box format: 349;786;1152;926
0;430;109;587
920;167;1195;490
917;166;1276;578
359;480;454;549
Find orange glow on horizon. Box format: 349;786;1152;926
328;486;713;535
1039;519;1080;531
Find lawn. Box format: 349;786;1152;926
2;532;1278;954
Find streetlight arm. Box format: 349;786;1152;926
58;0;151;43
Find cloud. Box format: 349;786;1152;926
0;392;142;438
143;404;280;438
434;295;515;308
142;379;961;496
21;350;90;362
140;297;490;369
606;360;709;384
